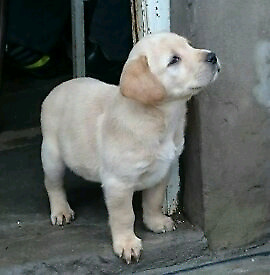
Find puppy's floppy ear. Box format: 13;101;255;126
120;56;165;105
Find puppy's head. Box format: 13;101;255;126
120;32;220;104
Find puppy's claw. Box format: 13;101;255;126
123;249;133;264
131;248;141;263
119;249;124;259
50;207;75;226
57;217;63;226
51;216;57;225
51;215;64;226
65;212;75;224
113;236;142;264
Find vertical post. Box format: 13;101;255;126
131;0;170;40
71;0;86;78
131;0;179;215
0;0;7;87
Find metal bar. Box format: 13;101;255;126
132;0;149;41
0;0;7;87
164;158;180;215
130;0;138;44
71;0;86;78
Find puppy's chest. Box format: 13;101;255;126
156;115;185;160
137;132;183;189
156;136;178;161
153;132;183;169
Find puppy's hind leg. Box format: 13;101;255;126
41;138;74;225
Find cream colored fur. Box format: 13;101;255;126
41;32;220;263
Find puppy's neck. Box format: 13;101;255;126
113;92;187;136
156;99;187;132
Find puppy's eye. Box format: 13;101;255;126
168;55;181;66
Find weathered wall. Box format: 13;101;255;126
171;0;270;249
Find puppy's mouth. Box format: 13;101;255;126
189;65;220;92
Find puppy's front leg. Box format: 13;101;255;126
143;178;175;233
103;183;142;263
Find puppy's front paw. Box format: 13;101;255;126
113;235;142;264
50;203;75;225
144;214;175;233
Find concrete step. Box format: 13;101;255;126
136;242;270;274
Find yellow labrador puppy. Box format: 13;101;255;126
41;32;220;263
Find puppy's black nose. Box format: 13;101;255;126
206;52;217;64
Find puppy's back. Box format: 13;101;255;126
41;78;118;134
